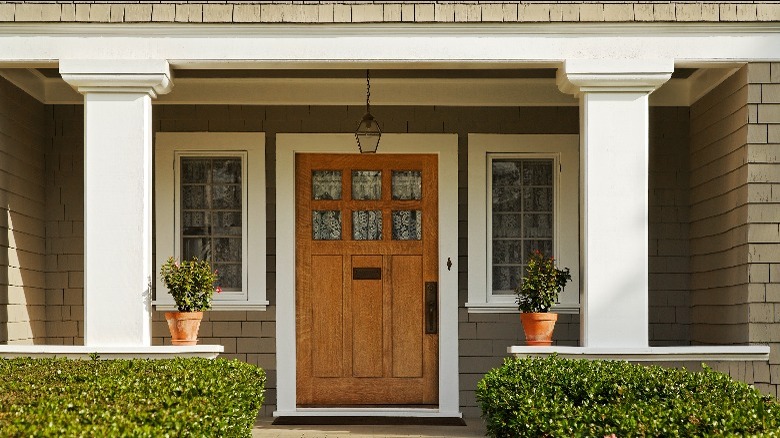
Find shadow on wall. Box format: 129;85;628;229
0;205;46;345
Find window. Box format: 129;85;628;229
466;134;579;313
154;133;267;311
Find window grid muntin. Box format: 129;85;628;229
180;155;244;292
489;155;556;295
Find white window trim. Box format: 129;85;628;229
467;134;580;314
154;132;268;311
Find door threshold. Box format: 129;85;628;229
272;415;465;426
274;407;462;419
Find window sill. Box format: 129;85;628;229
465;302;580;314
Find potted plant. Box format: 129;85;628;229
159;256;221;345
515;250;571;346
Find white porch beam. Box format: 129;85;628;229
557;59;673;348
1;23;780;64
60;59;173;347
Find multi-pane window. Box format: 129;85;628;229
155;132;267;311
180;157;243;291
490;158;554;295
467;134;579;313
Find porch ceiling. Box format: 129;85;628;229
0;65;736;107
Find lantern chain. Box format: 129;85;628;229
366;69;371;113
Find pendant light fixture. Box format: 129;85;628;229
355;69;381;153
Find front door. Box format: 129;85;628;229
295;153;439;406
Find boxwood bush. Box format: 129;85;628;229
0;357;265;437
477;356;780;437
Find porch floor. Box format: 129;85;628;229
252;417;486;437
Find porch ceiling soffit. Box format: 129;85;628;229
0;65;741;107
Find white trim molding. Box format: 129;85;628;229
467;134;580;314
557;59;674;96
154;132;268;311
275;133;460;418
0;345;224;360
508;346;771;363
2;22;780;65
60;59;172;97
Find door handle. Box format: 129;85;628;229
425;282;438;334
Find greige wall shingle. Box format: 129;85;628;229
0;76;47;344
745;63;780;369
649;107;692;346
2;2;780;23
45;104;84;345
690;66;750;345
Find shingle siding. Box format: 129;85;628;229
1;2;780;23
0;76;46;344
690;65;750;345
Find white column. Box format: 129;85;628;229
557;60;672;348
60;60;172;347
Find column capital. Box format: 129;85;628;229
60;59;173;98
556;59;674;97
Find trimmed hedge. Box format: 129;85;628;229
477;356;780;437
0;357;265;437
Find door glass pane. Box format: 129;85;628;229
180;156;243;291
352;171;382;200
353;210;382;240
490;158;554;294
312;170;342;200
392;210;422;240
392;170;422;200
313;210;342;240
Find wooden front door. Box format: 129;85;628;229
295;153;438;406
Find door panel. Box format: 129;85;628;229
311;255;343;378
392;255;423;378
352;255;383;378
296;153;438;406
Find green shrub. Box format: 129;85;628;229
0;357;265;437
477;356;780;437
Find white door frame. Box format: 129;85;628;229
274;133;460;417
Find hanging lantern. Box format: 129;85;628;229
355;69;381;153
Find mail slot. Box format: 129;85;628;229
353;267;382;280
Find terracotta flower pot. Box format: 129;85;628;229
520;312;558;346
165;311;204;346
